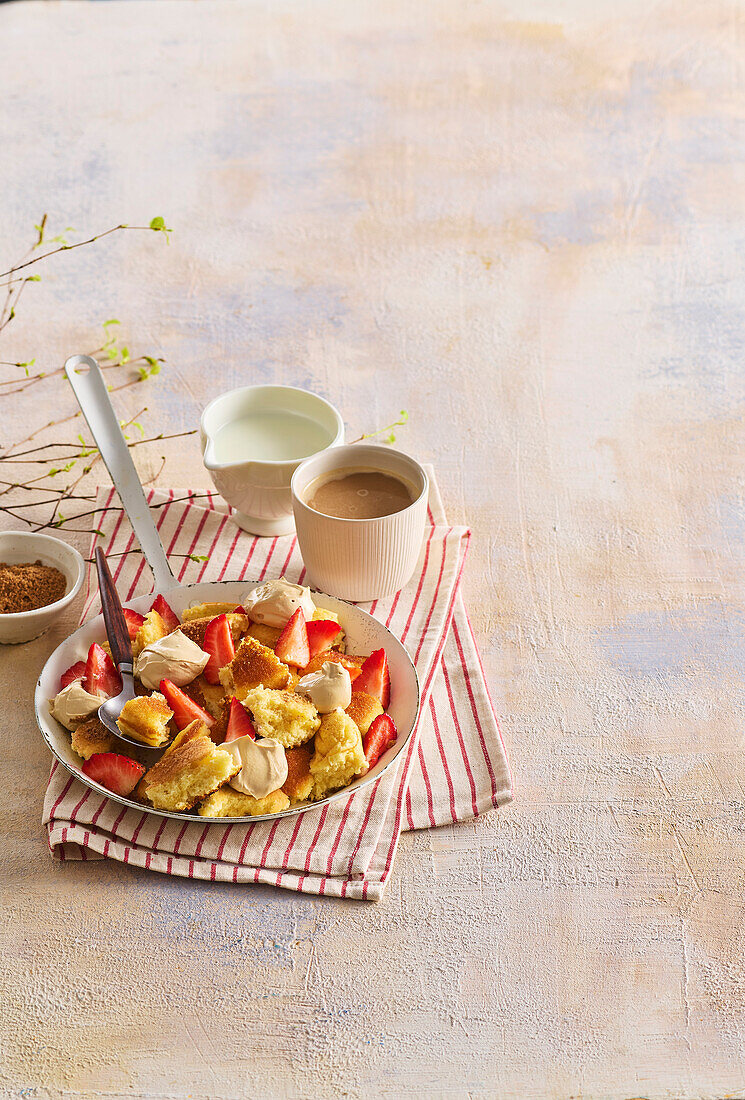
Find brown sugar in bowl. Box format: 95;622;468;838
0;532;85;644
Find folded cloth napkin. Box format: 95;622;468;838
44;468;512;900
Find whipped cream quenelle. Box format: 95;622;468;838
296;661;352;713
51;681;105;730
242;576;315;629
221;734;289;799
134;629;209;691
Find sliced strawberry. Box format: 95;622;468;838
233;604;247;615
224;696;256;742
150;593;179;632
352;648;390;707
83;642;122;698
82;752;145;796
274;608;310;668
306;619;342;658
59;660;87;691
363;713;397;769
203;614;235;685
160;678;215;731
122;607;145;640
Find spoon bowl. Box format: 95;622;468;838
92;545;161;755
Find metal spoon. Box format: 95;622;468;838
93;545;158;754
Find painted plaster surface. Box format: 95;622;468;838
1;1;745;1096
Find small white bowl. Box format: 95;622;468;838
291;444;428;602
200;385;345;537
0;531;85;644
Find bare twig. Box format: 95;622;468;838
0;223;168;281
1;429;196;464
83;549;208;564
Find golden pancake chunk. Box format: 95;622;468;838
310;709;367;800
246;621;282;649
282;743;314;804
161;718;208;756
133;719;207;801
312;606;340;623
181;601;240;622
242;685;320;748
116;692;173;748
345;691;384;736
132;610;169;657
219;636;290;698
198;786;289;818
70;715;116;760
137;729;239;812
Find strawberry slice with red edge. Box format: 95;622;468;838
224;696;256;742
82;752;145;796
306;619;341;658
274;608;310;668
122;607;145;640
150;593;179;632
83;642;122;698
363;713;398;770
160;678;215;731
233;604;247;615
352;648;390;708
59;660;87;691
203;613;235;685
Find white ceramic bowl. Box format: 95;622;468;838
0;531;85;644
291;444;428;602
35;581;420;824
200;385;345;537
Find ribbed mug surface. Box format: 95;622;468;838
291;444;428;602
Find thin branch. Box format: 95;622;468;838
40;454;102;531
1;428;196;463
0;479;95;496
1;441;96;458
83;550;207;564
0;494;99;509
0;224;165;281
0;274;31;333
143;454;167;485
39;403;146;530
0;470;62;492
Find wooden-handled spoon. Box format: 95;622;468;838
94;546;154;752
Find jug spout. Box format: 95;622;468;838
199;424;219;470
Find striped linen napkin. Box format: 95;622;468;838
43;469;512;900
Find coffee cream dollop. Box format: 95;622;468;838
134;629;209;690
51;681;105;730
221;734;289;799
296;661;352;713
242;577;315;629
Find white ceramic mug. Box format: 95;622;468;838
200;385;345;536
291;444;428;601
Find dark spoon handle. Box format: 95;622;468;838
95;546;133;671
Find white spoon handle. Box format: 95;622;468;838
64;354;177;593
